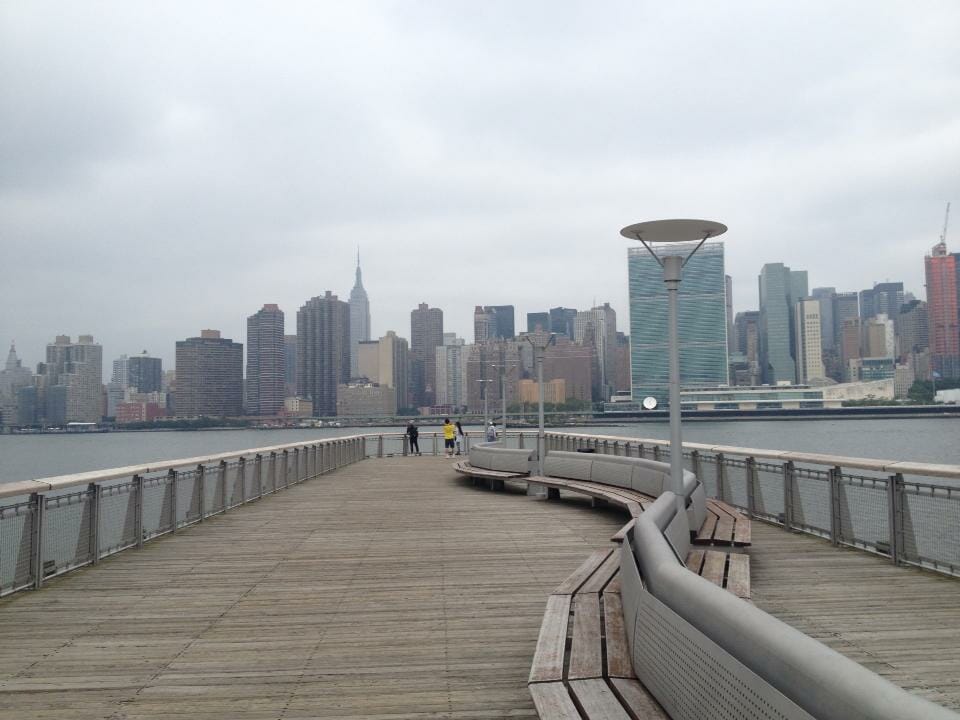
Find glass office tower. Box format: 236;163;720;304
628;241;729;404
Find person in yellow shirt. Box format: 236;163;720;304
442;418;456;457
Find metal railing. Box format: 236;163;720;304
546;431;960;578
0;435;366;598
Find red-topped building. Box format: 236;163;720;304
925;241;960;378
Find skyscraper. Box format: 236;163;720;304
44;335;103;423
860;282;904;321
925;241;960;378
734;311;760;363
127;352;162;394
758;263;806;384
435;334;466;408
899;300;929;356
725;274;734;355
174;330;243;417
246;304;285;416
794;298;825;383
297;292;350;416
474;305;514;341
410;302;443;407
0;343;33;429
628;242;729;403
527;312;549;333
284;335;297;397
378;331;410;411
548;307;578;338
810;287;836;352
349;252;371;379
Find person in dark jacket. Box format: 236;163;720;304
406;421;421;456
455;420;465;455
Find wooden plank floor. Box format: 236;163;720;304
750;521;960;710
0;457;625;720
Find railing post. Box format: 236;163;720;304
197;465;206;521
134;474;144;548
219;460;228;509
378;435;384;458
888;473;903;565
30;492;44;590
88;483;100;564
433;433;438;456
269;452;277;492
653;445;661;462
255;455;263;499
403;435;409;456
830;466;842;546
238;457;247;504
745;456;757;519
281;451;289;487
691;450;701;480
518;432;524;449
783;461;794;531
169;469;178;533
716;453;726;501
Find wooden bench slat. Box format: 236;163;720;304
733;514;752;545
453;461;526;479
530;594;572;683
568;593;604;680
602;592;634;679
568;679;633;720
554;549;614;595
696;510;718;542
609;677;670;719
685;548;706;574
713;509;735;543
605;575;621;594
610;519;636;544
725;553;751;599
529;681;582;720
580;551;621;594
700;550;727;587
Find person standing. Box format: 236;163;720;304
406;420;421;456
442;418;456;458
486;421;497;443
454;420;465;456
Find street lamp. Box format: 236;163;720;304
491;362;509;440
619;219;727;516
476;379;493;433
524;329;555;476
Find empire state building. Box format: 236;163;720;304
349;252;371;378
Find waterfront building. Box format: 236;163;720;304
862;314;895;360
612;332;631;393
174;330;243;417
548;307;578;338
283;396;312;417
0;343;33;428
894;363;915;399
629;241;729;403
542;335;594;403
860;282;904;321
758;263;807;384
410;303;443;407
348;253;371;379
848;356;896;382
246;304;285;417
518;378;566;405
44;335;103;424
128;352;162;394
464;341;521;413
725;275;735;355
16;385;38;426
734;311;760;363
574;303;617;400
527;312;549;333
356;340;380;382
474;305;514;342
336;383;396;417
794;298;826;383
378;331;410;411
831;292;860;351
839;318;862;381
898;300;929;357
111;355;129;390
925;241;960;378
283;335;297;397
435;335;466;409
297;292;350;417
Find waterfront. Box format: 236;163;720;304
0;417;957;484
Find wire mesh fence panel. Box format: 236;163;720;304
225;462;243;509
243;460;258;499
177;470;201;526
286;454;297;486
682;451;695;475
753;462;786;521
837;475;889;551
205;465;225;514
42;489;94;576
142;475;174;539
698;455;718;497
792;469;832;537
724;459;749;510
98;482;138;556
900;484;960;573
0;499;35;595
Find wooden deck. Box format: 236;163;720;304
0;457;959;718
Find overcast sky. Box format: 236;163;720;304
2;1;958;376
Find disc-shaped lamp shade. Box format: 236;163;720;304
620;219;727;244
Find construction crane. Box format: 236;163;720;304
940;201;951;244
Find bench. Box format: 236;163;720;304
529;548;669;719
453;459;527;490
453;442;534;489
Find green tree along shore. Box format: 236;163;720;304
841;380;960;407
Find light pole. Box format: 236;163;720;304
491;362;509;440
476;379;493;434
524;330;554;476
620;219;727;516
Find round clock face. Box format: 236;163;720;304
642;396;658;410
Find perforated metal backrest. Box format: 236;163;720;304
632;465;666;496
543;451;593;480
590;458;634;488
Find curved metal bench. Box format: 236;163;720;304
453;442;535;489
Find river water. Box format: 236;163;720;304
1;418;957;484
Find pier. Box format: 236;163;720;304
1;433;959;718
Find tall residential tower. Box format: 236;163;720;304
349;252;371;379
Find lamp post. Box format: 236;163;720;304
524;330;555;476
619;219;727;516
476;379;493;433
491;362;509;441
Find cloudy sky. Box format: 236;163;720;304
2;1;958;376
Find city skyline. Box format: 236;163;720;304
1;4;957;377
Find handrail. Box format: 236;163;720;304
546;431;960;479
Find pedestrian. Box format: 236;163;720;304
406;420;421;456
454;420;465;455
486;421;497;443
442;418;456;457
